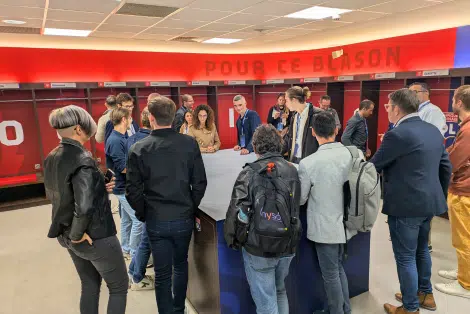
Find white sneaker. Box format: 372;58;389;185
130;275;155;291
438;269;458;280
123;252;131;261
435;280;470;299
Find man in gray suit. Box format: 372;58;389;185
298;112;353;314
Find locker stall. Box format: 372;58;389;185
180;86;209;108
216;85;254;149
327;82;345;130
35;89;91;159
0;89;42;187
255;84;291;124
303;83;328;107
342;81;362;128
466;76;470;85
361;80;380;155
89;87;132;167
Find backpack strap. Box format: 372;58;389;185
345;145;360;159
244;162;263;173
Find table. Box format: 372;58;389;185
186;149;371;314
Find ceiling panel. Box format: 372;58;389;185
242;1;311;15
97;24;148;33
199;22;249;32
170;8;233;22
0;17;43;28
106;14;161;27
339;10;387;22
0;5;45;19
183;29;229;38
217;13;276;25
189;0;266;11
219;31;262;39
260;17;316;28
126;0;195;7
47;10;106;23
270;28;314;36
90;31;136;39
294;19;351;30
0;0;45;8
144;27;189;35
49;0;119;14
45;20;99;30
133;33;175;41
277;0;327;5
241;25;283;33
155;18;207;29
321;0;392;10
363;0;442;13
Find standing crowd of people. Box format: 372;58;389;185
42;82;470;314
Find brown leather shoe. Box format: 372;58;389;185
384;303;420;314
395;292;436;311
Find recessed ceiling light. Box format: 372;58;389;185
2;20;26;25
286;6;352;20
44;28;92;37
203;38;242;44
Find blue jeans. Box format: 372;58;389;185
116;194;143;257
128;226;151;283
242;248;294;314
315;243;351;314
388;216;433;312
147;218;194;314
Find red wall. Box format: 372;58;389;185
0;28;457;83
377;80;406;149
342;82;362;127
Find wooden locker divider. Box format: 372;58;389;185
361;80;380;155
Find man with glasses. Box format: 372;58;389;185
408;82;446;253
104;93;140;145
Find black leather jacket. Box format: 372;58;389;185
224;153;301;257
44;138;116;241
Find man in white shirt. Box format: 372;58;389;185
409;82;447;253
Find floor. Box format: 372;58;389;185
0;201;469;314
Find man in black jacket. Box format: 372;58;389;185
126;96;207;314
224;124;301;314
341;99;375;157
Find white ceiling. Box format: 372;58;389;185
0;0;467;53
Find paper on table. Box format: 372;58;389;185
229;108;235;128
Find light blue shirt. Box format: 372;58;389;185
418;101;446;136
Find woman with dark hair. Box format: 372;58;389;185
44;105;128;314
188;104;221;153
267;93;293;135
179;110;193;135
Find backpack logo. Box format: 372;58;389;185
260;207;282;222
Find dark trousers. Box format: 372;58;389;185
315;243;351;314
388;216;433;312
147;218;194;314
60;235;128;314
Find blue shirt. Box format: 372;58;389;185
105;130;128;194
104;119;140;147
127;128;151;151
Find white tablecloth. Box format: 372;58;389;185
199;149;257;221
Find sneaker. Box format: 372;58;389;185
438;269;458;280
435;280;470;299
428;245;433;253
147;255;154;268
384;304;420;314
123;252;131;261
130;275;155;291
395;292;436;311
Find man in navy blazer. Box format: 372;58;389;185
371;89;451;314
233;95;261;155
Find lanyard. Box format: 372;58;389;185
241;109;249;134
418;101;430;112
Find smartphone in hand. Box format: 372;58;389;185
104;169;115;184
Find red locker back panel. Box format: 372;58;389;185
0;90;42;183
137;87;172;113
377;80;405;149
217;86;254;149
180;87;208;110
305;83;328;107
35;89;91;157
423;78;451;112
343;82;362;127
256;85;291;124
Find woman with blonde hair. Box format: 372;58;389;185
188;104;221;153
179;110;193;135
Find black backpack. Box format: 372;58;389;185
238;161;301;254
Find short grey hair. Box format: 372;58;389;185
388;88;420;115
49;105;97;137
233;95;246;103
252;124;282;155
